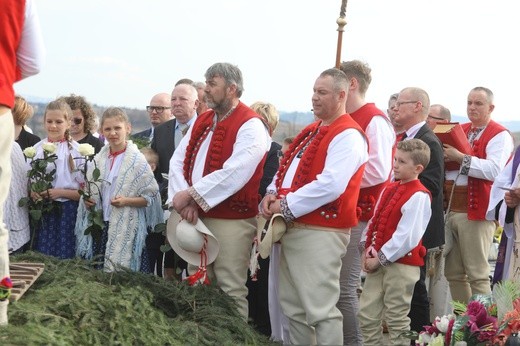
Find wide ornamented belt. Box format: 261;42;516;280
444;180;467;213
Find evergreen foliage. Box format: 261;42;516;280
1;252;276;345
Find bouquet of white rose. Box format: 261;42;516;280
19;143;59;248
75;143;105;242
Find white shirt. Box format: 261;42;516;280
361;190;431;262
266;128;368;218
360;115;395;188
30;140;85;202
18;0;46;79
446;129;514;185
168;117;270;208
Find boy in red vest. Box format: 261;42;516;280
358;139;432;346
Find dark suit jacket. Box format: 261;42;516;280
133;128;152;140
150;119;177;201
414;123;445;249
259;141;282;197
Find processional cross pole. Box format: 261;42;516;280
335;0;348;68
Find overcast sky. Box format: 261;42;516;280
15;0;519;122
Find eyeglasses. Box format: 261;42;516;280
146;106;171;113
395;101;419;108
427;115;445;121
72;118;83;125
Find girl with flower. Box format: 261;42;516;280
75;107;163;272
27;99;85;258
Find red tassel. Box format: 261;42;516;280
184;237;211;286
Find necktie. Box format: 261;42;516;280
175;124;188;148
395;132;407;145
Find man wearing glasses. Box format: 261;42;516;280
426;104;451;130
134;93;172;141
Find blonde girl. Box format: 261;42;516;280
30;99;84;258
75;107;163;272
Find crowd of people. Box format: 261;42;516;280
1;4;519;341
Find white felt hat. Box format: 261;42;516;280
257;213;287;259
166;212;219;266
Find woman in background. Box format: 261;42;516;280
13;95;40;150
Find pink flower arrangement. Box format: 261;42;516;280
417;280;520;346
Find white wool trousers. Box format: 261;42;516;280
188;216;256;320
278;226;349;345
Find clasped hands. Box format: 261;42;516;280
361;246;381;273
171;189;199;224
259;194;282;220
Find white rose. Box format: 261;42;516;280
42;142;57;154
78;143;95;156
23;146;36;159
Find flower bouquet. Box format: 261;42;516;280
18;143;59;248
75;143;105;242
415;280;520;346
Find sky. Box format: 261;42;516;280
15;0;520;121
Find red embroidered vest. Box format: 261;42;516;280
365;180;430;266
0;0;25;108
183;102;267;219
461;120;510;220
276;114;366;228
350;103;394;222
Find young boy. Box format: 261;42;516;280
358;139;432;346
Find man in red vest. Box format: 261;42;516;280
0;0;45;325
168;62;270;320
260;68;368;345
337;60;395;345
443;86;514;303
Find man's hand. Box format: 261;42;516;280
505;188;520;208
180;204;199;224
362;246;380;273
172;189;194;213
364;257;381;273
259;194;277;219
443;144;464;164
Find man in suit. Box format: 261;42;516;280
134;93;173;141
150;82;199;280
392;87;445;334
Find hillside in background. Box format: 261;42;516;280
25;102;520;145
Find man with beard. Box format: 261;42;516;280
168;62;270;319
